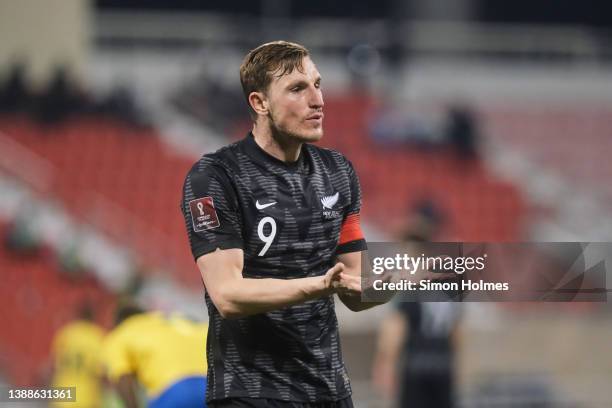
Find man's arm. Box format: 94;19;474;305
371;310;407;397
115;374;140;408
198;248;360;319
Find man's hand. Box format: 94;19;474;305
323;262;362;296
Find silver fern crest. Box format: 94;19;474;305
321;192;339;209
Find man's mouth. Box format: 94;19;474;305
305;113;324;121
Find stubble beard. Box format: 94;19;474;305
268;112;323;147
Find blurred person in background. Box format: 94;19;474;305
399;200;445;243
372;201;461;408
102;302;208;408
4;206;43;257
181;40;378;408
34;65;91;125
443;104;479;160
0;61;32;114
49;302;106;408
373;302;461;408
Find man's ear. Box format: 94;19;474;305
248;91;268;116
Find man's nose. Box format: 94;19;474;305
309;87;324;109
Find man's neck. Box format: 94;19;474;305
252;124;302;163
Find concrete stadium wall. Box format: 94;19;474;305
0;0;91;88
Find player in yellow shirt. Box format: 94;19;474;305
103;304;208;408
50;304;105;408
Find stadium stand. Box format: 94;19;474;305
0;221;116;386
0;117;197;285
319;93;526;241
482;105;612;203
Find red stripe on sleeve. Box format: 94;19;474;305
338;213;364;245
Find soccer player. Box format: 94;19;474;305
50;304;105;408
372;302;461;408
181;41;383;408
103;304;208;408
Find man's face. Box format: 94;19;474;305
264;56;324;142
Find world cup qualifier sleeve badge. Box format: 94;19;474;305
189;197;221;231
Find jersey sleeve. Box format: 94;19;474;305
181;162;243;261
336;158;367;255
102;329;134;382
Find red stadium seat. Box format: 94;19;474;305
0;222;116;386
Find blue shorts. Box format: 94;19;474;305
149;376;207;408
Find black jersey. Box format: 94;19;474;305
181;133;367;403
397;302;460;374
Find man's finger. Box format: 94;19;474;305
328;262;345;278
324;263;346;289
